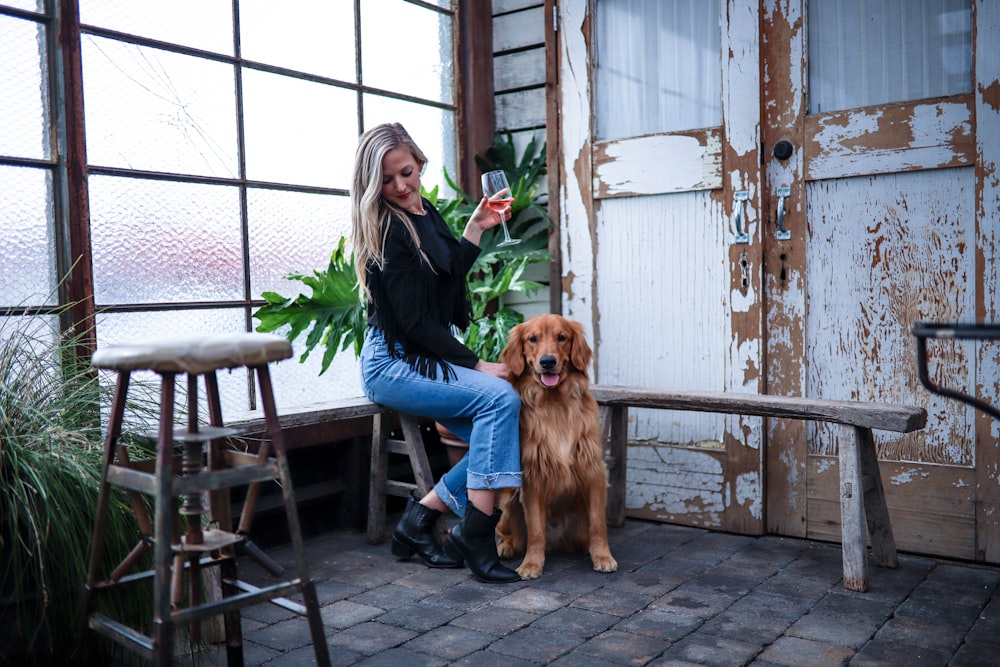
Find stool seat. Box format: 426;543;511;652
91;333;292;374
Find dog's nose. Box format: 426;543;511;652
539;355;557;371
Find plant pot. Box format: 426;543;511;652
435;422;469;467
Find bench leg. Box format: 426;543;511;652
839;424;869;592
602;405;628;527
367;413;389;544
856;426;898;569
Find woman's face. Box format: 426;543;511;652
380;147;423;211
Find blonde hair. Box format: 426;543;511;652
351;122;430;299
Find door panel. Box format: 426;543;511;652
555;0;997;558
557;0;764;534
762;0;998;562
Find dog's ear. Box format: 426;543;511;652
500;323;526;376
568;319;592;372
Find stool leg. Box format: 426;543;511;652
203;371;245;665
255;364;331;667
75;371;132;666
398;414;434;496
152;372;178;666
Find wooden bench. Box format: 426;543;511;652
590;385;927;592
231;388;926;592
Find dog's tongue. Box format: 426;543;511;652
541;373;560;387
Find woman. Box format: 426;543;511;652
351;122;521;584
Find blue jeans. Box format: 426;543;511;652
360;328;521;516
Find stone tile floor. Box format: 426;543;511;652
181;519;1000;666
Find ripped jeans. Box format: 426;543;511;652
359;328;521;516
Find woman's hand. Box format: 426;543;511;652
463;195;510;247
474;359;510;379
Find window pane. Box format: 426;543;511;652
0;166;56;307
89;176;243;304
95;309;252;414
364;95;457;198
808;0;972;113
596;0;721;138
82;36;238;177
239;0;356;82
361;0;454;104
242;70;358;188
79;0;233;54
248;189;351;299
1;15;50;159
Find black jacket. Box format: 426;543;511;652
366;199;481;379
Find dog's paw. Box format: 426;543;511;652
516;561;544;579
592;553;618;573
496;537;521;559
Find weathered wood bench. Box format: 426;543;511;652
590;385;927;592
230;388;926;592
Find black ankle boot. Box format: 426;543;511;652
444;505;520;583
391;496;462;568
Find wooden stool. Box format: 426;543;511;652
366;412;434;543
76;333;330;667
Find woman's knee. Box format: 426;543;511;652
495;382;521;416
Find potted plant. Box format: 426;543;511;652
254;133;551;463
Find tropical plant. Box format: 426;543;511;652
0;310;159;665
255;237;366;375
254;132;552;367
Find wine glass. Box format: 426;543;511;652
481;170;520;247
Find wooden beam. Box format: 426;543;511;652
456;0;495;195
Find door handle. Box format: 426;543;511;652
775;186;791;241
732;190;749;244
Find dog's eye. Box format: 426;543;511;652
557;333;568;342
527;335;538;343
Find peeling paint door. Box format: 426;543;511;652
763;0;1000;562
554;0;999;559
555;0;767;535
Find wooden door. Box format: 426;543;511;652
554;0;766;535
553;0;999;559
763;0;1000;562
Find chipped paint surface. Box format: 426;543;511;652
735;471;762;519
890;468;931;485
627;443;725;524
806;99;974;181
805;169;979;464
593;131;723;198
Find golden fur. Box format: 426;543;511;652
496;314;617;579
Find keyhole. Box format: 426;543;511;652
739;252;750;295
779;253;788;286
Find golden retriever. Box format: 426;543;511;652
496;314;617;579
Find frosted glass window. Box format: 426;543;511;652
248;190;351;300
89;176;243;304
241;70;358;188
0;166;56;307
596;0;721;138
364;94;457;197
78;0;233;55
81;37;238;177
1;15;50;160
808;0;972;113
361;0;454;104
239;0;356;82
95;309;252;414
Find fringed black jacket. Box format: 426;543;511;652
366;199;481;380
